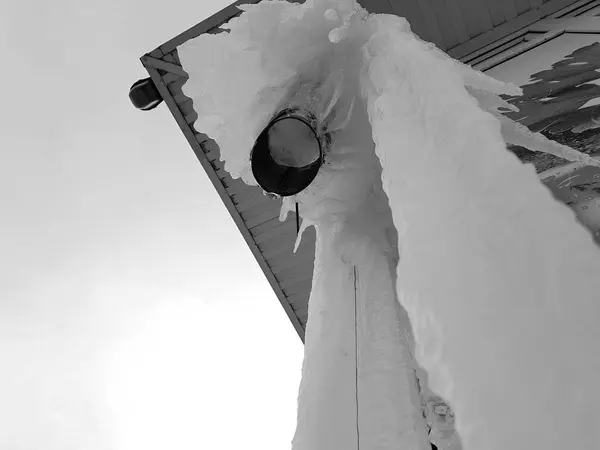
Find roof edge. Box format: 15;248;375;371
150;0;260;57
447;0;584;60
140;62;307;342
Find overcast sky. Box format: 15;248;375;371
0;1;303;449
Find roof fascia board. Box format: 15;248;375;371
550;0;600;17
448;0;578;60
157;0;297;56
473;29;565;72
530;15;600;31
141;62;306;341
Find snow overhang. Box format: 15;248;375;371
138;0;588;341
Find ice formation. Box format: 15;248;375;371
179;1;600;449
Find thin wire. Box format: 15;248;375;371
353;265;360;450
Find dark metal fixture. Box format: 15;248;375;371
251;108;324;197
129;77;163;111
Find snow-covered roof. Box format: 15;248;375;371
139;0;590;341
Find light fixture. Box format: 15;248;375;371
251;108;324;196
129;77;163;111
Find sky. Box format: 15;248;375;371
0;1;303;449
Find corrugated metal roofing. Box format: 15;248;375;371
141;0;596;340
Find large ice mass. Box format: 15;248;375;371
179;1;600;449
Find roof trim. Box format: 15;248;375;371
141;62;306;341
531;14;600;31
447;0;585;60
155;0;307;56
473;14;600;71
156;0;261;57
474;29;565;71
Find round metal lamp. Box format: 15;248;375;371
251;109;324;196
129;77;163;111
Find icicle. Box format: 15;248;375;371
467;87;600;168
293;217;312;253
498;115;600;167
452;60;522;97
280;196;296;222
466;87;519;114
360;12;600;450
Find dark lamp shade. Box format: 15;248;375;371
251;111;323;196
129;78;163;111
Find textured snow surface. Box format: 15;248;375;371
296;224;429;450
360;13;600;450
179;1;600;449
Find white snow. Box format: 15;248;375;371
360;12;600;450
179;1;600;449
